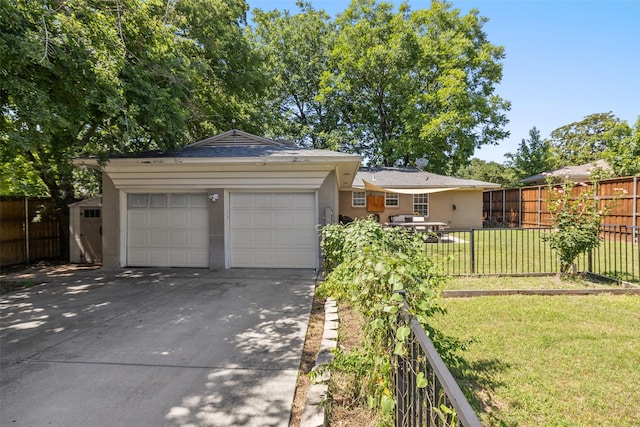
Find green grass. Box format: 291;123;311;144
444;275;621;291
426;229;639;283
431;292;640;426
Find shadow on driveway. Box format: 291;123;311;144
1;267;317;427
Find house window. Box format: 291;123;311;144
352;191;366;207
413;194;429;216
385;193;399;207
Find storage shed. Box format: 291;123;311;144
69;196;102;264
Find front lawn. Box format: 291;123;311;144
430;292;640;426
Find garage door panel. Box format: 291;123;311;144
168;231;187;246
294;231;316;245
273;212;294;228
128;229;148;247
148;230;168;246
128;211;148;228
190;231;209;247
190;193;208;207
231;230;252;247
295;215;316;228
253;214;273;228
169;211;189;227
253;194;274;208
293;195;315;209
273;232;293;247
230;193;316;268
231;211;252;227
148;211;168;227
128;249;147;266
148;250;168;265
252;230;273;248
127;193;208;268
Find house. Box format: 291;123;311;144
339;167;500;229
74;130;361;269
520;160;611;185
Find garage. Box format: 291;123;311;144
75;130;361;269
127;193;209;267
230;192;317;268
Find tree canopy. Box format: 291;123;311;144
505;127;554;182
603;117;640;177
252;1;338;149
548;112;630;167
455;158;516;187
0;0;266;256
328;0;510;172
255;0;510;173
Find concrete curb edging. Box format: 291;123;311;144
442;288;640;298
300;298;338;427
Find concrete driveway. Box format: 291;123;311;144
0;267;317;426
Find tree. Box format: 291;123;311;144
549;112;630;166
252;1;339;149
505;126;555;183
0;0;264;257
320;0;510;173
603;117;640;177
455;158;516;187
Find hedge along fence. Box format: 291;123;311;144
0;197;60;267
483;176;640;241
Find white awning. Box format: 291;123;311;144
363;180;459;194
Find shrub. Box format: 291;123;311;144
543;178;625;275
318;218;464;423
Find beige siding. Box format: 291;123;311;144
318;171;339;225
101;172;120;268
339;189;484;229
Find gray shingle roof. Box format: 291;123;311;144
353;167;500;189
521;160;611;184
102;129;359;160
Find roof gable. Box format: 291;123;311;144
186;129;293;148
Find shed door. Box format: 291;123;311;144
80;208;102;263
127;193;209;267
230;193;316;268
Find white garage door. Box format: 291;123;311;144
127;193;209;267
230;193;317;268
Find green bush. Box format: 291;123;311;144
318;218;465;423
543;178;625;275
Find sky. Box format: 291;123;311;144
248;0;640;164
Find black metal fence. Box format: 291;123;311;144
424;225;639;283
394;293;482;427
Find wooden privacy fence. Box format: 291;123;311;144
0;197;61;267
484;176;640;241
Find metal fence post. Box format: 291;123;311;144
470;229;475;274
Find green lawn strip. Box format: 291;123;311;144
430;294;640;426
444;275;618;291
